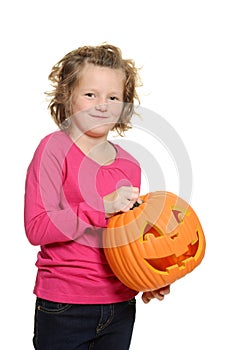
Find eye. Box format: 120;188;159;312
85;92;95;98
108;96;119;101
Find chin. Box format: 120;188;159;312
85;125;114;138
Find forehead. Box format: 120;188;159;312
78;63;125;89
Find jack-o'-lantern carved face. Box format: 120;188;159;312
103;191;205;292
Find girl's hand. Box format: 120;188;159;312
104;186;141;217
142;285;170;303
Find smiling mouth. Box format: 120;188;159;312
90;114;109;119
142;223;200;272
144;237;199;272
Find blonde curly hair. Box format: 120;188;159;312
46;44;141;135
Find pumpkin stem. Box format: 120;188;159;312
130;201;144;210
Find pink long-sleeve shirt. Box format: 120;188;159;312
24;131;141;304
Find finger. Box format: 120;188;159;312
119;186;139;199
142;294;151;304
142;296;150;304
152;285;171;301
130;198;144;210
121;201;136;212
152;290;165;301
142;293;163;303
129;186;140;194
137;198;143;204
159;285;170;296
142;288;168;303
128;191;139;203
142;291;163;303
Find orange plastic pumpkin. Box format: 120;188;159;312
103;191;205;292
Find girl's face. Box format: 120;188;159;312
70;63;125;139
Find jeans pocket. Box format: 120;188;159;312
36;298;72;314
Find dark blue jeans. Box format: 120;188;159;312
33;297;136;349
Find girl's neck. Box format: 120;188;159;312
68;130;116;165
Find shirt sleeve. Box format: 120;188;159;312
24;135;108;246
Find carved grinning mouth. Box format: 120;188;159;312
145;238;199;272
143;224;199;272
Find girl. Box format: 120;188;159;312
24;44;170;350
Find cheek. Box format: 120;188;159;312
72;98;92;116
108;101;124;118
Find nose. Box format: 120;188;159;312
95;104;108;112
95;99;108;112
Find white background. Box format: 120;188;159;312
1;0;233;349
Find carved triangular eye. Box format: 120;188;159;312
143;223;162;241
172;209;183;224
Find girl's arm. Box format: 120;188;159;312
24;135;108;246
